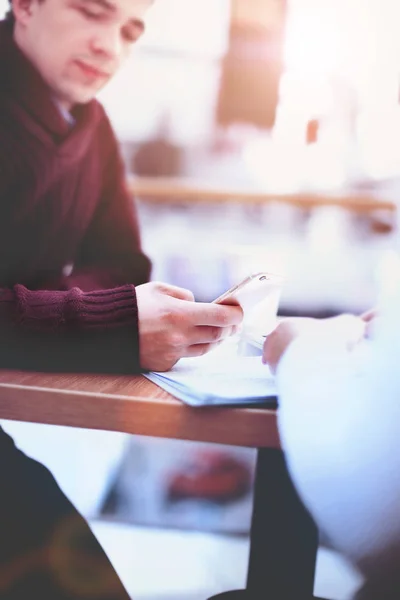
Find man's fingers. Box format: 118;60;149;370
186;342;222;358
360;308;378;323
153;282;195;302
184;302;243;327
191;325;234;345
261;322;300;371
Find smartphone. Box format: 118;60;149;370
213;272;284;312
214;272;284;348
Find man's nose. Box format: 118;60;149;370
90;27;122;60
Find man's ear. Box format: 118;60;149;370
12;0;35;25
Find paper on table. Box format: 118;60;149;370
144;338;277;408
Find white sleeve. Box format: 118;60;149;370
275;314;400;573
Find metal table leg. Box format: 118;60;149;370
246;448;319;599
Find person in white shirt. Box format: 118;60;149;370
262;295;400;600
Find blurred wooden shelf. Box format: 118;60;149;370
128;175;396;214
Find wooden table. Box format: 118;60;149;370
0;369;320;599
0;370;279;449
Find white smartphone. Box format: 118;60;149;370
214;272;284;346
213;272;283;312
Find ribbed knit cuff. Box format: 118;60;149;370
12;284;138;331
70;285;139;330
0;285;141;374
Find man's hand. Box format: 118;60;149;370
360;308;378;323
263;315;366;374
136;282;243;372
262;318;316;373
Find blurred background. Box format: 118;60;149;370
1;0;399;597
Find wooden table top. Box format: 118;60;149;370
0;370;280;449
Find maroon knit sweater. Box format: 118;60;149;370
0;20;151;373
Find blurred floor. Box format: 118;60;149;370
1;424;365;599
91;520;364;600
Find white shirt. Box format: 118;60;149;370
53;97;76;128
276;291;400;574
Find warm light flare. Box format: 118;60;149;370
283;13;344;77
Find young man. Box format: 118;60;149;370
0;0;243;597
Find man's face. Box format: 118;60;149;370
13;0;152;109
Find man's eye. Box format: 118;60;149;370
80;7;104;20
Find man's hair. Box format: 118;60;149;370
4;0;152;26
5;0;15;24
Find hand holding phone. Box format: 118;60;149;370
214;272;284;346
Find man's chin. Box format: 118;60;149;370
72;91;98;105
61;86;100;108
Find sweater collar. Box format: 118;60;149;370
0;19;97;140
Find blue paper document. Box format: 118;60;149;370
144;339;277;407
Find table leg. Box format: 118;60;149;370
246;448;319;599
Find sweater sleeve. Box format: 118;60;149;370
0;284;142;374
